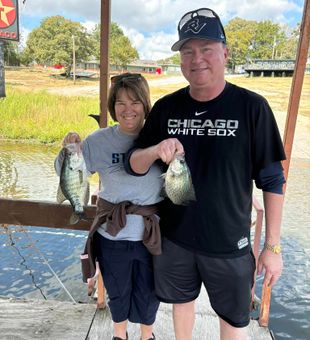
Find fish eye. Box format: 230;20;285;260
180;159;185;164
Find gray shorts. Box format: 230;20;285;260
153;238;256;328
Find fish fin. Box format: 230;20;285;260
56;185;66;203
188;185;196;201
69;213;81;225
182;187;197;206
160;184;168;199
160;172;166;179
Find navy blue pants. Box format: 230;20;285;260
94;232;160;324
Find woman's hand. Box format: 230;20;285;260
62;132;81;146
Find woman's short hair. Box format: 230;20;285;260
108;73;151;122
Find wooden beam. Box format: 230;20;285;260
259;0;310;327
0;198;96;231
99;0;111;128
283;0;310;183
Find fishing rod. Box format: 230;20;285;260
6;225;77;304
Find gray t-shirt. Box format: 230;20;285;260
55;125;163;241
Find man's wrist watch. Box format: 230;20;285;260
264;242;282;254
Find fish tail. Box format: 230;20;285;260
69;212;81;225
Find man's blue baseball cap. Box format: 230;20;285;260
171;8;227;51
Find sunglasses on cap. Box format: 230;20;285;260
171;8;226;51
110;73;142;84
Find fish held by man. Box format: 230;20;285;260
57;143;90;224
162;154;196;205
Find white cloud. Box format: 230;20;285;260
122;27;177;60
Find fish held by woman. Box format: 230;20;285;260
56;143;90;224
162;154;196;205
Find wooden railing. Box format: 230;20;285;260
0;195;272;326
0;198;106;309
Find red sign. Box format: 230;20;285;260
0;0;19;41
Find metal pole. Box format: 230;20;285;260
0;40;6;98
72;35;76;84
99;0;111;128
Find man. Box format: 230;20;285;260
125;8;286;340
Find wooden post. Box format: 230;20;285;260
96;272;106;309
90;0;112;308
99;0;111;128
251;197;264;309
259;283;272;327
259;0;310;327
282;0;310;185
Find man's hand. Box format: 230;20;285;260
257;249;283;287
154;138;184;164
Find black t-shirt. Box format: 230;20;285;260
135;82;286;258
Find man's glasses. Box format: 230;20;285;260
110;73;142;84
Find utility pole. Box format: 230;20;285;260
72;35;76;84
272;35;277;60
0;40;5;98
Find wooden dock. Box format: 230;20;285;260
0;289;273;340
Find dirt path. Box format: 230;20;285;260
46;76;309;160
46;76;187;96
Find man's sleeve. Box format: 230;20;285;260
255;161;286;194
252;97;286;178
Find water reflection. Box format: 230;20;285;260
0;147;18;197
0;141;309;340
0;142;98;201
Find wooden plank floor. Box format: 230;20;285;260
0;290;273;340
0;296;97;340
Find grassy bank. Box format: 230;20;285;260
1;68;309;144
0;86;113;143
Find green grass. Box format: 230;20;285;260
0;87;115;143
1;68;309;144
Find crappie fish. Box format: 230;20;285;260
57;143;90;224
162;154;196;205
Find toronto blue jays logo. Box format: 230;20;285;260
185;18;206;35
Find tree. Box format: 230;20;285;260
224;18;298;71
249;20;281;59
225;18;257;71
3;41;20;66
276;24;299;59
21;16;94;76
91;22;138;68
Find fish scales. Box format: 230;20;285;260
57;143;90;224
163;154;196;206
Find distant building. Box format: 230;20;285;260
160;63;181;74
244;59;302;77
122;60;161;74
77;59;182;75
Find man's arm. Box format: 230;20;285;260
129;138;184;174
257;191;284;287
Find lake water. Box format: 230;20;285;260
0;141;309;340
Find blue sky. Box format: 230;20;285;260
18;0;305;60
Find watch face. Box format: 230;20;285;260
274;245;281;254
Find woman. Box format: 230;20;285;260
55;73;162;340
